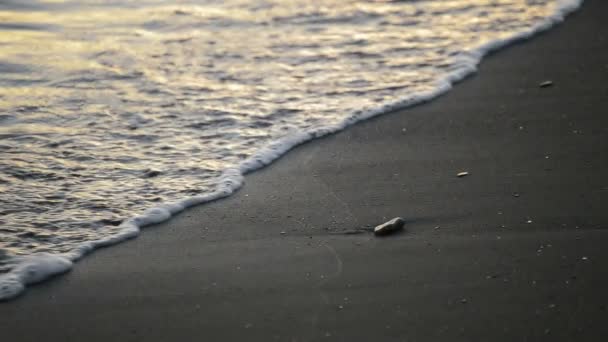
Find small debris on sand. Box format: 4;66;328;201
280;231;286;235
457;171;469;177
374;217;405;236
539;80;554;88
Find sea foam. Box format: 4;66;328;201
0;0;584;300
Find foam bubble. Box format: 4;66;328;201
0;253;72;301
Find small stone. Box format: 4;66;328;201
460;298;468;304
374;217;405;236
513;193;520;198
581;256;588;261
280;231;286;235
539;80;553;88
457;171;469;177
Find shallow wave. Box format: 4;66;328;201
0;0;583;300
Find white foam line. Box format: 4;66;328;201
0;0;584;301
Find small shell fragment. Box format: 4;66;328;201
457;171;469;177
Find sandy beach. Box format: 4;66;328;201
2;0;608;341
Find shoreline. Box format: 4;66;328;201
3;0;608;341
0;0;585;301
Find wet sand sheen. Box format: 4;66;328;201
2;0;608;341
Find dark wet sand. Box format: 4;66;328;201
3;1;608;341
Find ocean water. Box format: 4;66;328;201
0;0;583;300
